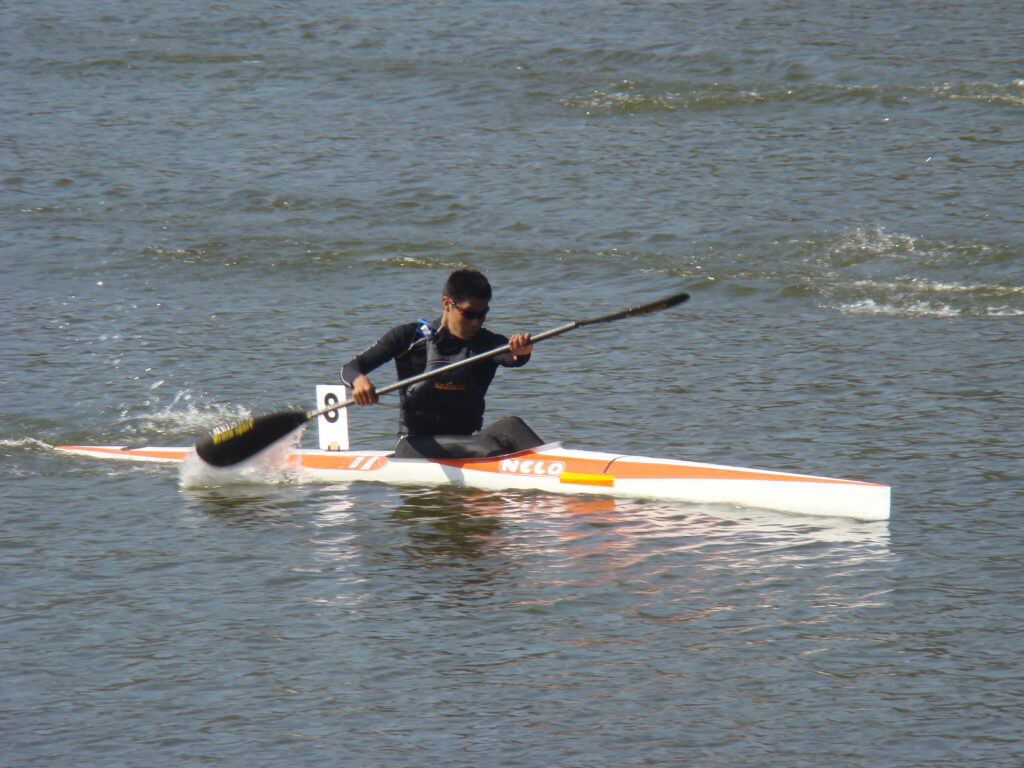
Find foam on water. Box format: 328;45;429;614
838;298;961;317
850;278;1024;295
931;80;1024;108
561;79;767;114
840;276;1024;317
653;227;1023;318
1;437;56;452
781;228;1024;316
560;78;1024;117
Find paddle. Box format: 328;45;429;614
194;291;690;467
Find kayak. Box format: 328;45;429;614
55;440;890;521
57;384;889;521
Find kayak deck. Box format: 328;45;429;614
55;442;890;521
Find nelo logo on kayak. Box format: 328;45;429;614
499;458;565;476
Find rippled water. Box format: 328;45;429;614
4;1;1023;766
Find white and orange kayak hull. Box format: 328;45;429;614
56;442;890;521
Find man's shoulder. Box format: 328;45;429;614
356;321;424;356
380;321;424;341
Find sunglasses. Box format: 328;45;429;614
446;299;489;321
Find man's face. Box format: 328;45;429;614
443;296;489;340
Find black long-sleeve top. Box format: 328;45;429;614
341;320;530;432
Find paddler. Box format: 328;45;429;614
341;269;542;459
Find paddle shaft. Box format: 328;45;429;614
309;291;688;420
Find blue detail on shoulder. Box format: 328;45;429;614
415;318;437;340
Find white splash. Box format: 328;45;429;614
178;427;306;489
119;391;253;437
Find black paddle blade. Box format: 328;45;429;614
194;410;310;467
579;291;690;328
623;291;689;317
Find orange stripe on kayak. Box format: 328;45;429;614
57;446;190;461
439;452;883;486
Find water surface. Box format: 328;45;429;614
4;1;1023;765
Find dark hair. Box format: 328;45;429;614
444;269;492;302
